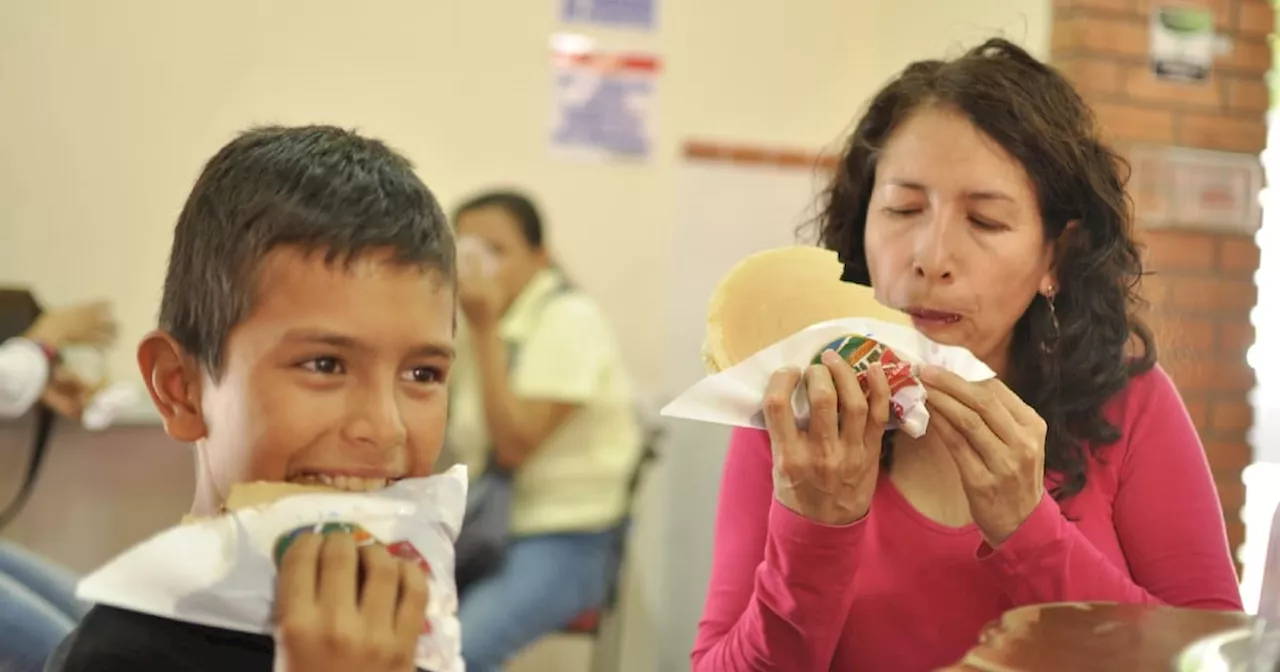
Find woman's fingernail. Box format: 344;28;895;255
821;349;842;365
920;364;941;380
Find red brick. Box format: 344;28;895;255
1219;234;1261;274
1146;275;1257;313
1218;320;1256;354
1226;76;1271;114
1184;398;1210;427
1210;403;1253;432
1153;314;1217;350
1178;113;1268;153
1122;64;1225;109
1135;0;1234;29
1219;37;1272;76
1053;14;1149;58
1217;475;1245;516
1059;0;1136;10
1164;356;1255;394
1057;57;1125;97
1093;102;1176;144
1141;230;1219;272
1235;0;1275;38
1206;439;1253;472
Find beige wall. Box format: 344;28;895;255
0;0;1047;414
0;1;1049;671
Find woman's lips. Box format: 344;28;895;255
906;308;963;327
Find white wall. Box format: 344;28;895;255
0;1;1050;670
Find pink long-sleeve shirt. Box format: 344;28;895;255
692;366;1243;671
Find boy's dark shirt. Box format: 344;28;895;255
46;604;274;672
47;605;434;672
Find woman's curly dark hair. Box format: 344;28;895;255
816;37;1156;500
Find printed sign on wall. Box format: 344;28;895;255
561;0;657;31
1149;6;1216;83
549;35;660;161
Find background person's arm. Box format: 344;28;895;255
0;338;50;419
474;297;608;470
977;366;1243;610
692;428;867;671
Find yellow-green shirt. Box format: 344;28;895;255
446;268;642;536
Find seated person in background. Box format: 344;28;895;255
48;125;457;672
447;191;643;672
0;299;116;420
692;39;1242;672
0;299;114;671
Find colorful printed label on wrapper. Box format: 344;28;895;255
274;522;437;635
73;466;469;672
806;334;929;437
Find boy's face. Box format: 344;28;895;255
140;246;456;515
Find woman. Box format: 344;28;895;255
692;39;1242;672
446;191;643;671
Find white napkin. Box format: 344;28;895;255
661;317;995;435
76;466;469;672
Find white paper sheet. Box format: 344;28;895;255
76;466;469;672
660;317;995;434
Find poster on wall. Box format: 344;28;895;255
1149;6;1216;83
561;0;657;31
549;35;660;162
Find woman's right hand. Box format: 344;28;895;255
763;350;891;526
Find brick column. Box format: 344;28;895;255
1052;0;1273;564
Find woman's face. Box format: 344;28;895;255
863;106;1057;377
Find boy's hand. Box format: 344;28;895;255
273;532;428;672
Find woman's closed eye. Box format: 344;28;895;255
883;206;922;218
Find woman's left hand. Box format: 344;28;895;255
919;365;1048;547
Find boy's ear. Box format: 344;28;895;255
137;331;207;442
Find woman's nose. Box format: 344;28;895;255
911;209;961;282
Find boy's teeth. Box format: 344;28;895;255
291;474;391;492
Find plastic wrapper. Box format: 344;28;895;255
661;317;995;437
805;334;929;436
75;465;469;672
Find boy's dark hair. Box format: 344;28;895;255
453;190;545;250
159;125;454;377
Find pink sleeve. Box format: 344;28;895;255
691;428;866;671
977;366;1242;610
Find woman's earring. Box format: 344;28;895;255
1042;285;1060;355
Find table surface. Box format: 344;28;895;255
938;602;1255;672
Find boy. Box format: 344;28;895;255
46;125;457;672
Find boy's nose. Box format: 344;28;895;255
342;389;408;452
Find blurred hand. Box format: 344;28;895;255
25;301;118;349
457;255;503;331
763;352;891;526
273;532;428;672
40;367;95;420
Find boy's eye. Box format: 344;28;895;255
302;357;344;375
403;366;443;384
